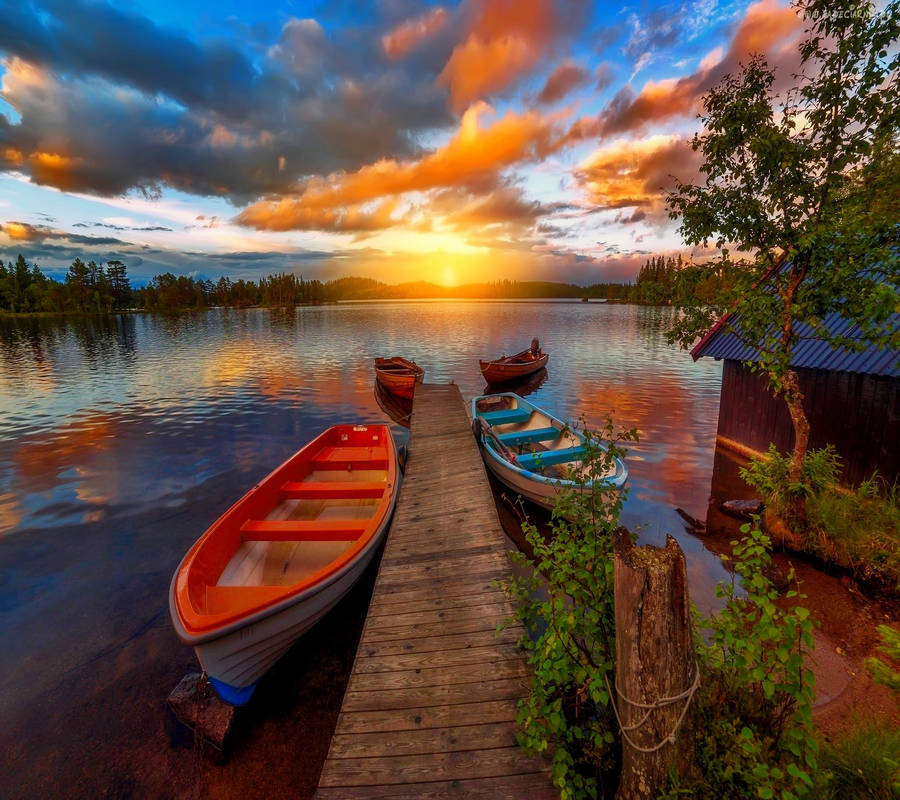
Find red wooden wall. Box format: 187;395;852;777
716;360;900;487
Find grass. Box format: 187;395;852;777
742;446;900;592
814;720;900;799
806;479;900;589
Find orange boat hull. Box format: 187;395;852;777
479;352;549;383
374;356;424;398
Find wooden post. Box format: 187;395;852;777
613;531;696;800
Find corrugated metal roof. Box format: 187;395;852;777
691;259;900;376
693;311;900;376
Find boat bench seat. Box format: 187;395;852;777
517;446;585;471
281;481;386;499
205;585;285;615
497;426;559;446
241;519;368;541
312;446;389;471
480;408;531;426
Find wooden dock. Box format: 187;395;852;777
315;383;555;799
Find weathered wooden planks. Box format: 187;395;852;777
315;383;555;799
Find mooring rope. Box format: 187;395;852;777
604;663;700;754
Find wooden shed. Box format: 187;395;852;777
692;310;900;487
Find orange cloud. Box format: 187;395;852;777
575;135;701;217
534;60;589;105
382;7;449;59
438;0;580;111
566;0;801;141
438;186;544;231
3;221;33;240
237;102;563;231
3;147;25;167
27;150;87;190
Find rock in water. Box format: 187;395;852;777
167;672;236;757
720;498;763;519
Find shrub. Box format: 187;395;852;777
740;444;841;518
663;523;818;800
502;417;637;799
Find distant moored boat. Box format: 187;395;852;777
479;339;549;384
169;424;399;705
374;356;424;397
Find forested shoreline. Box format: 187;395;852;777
0;252;732;313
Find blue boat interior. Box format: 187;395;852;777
516;446;586;471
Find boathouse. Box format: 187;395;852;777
692;310;900;487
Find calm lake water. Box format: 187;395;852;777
0;302;729;797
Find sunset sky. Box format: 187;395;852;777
0;0;804;285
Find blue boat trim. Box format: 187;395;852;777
473;392;628;491
517;445;586;470
497;426;559;445
481;407;532;425
209;676;258;706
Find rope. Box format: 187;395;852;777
604;664;700;754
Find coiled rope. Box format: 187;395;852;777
604;664;700;754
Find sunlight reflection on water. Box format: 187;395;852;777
0;302;727;607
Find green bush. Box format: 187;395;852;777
742;446;900;589
663;523;818;800
502;417;637;800
740;444;842;515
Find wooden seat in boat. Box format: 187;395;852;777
497;426;559;445
516;446;586;470
481;408;531;426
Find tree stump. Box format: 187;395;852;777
613;531;696;800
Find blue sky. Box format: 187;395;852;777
0;0;803;284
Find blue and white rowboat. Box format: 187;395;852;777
472;392;628;513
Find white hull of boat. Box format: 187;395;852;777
483;451;582;511
169;491;396;691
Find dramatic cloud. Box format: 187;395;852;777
434;185;548;233
575;135;702;217
1;220;127;246
565;0;802;142
0;2;453;201
237;103;565;231
0;0;813;284
383;7;450;59
438;0;589;111
534;61;590;105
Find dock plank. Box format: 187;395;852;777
314;383;552;799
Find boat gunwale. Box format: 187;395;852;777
170;424;398;642
479;351;549;380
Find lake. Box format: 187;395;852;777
0;301;729;797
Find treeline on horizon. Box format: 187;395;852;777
0;252;732;313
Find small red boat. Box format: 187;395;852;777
479;339;549;384
374;356;424;397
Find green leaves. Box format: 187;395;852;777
501;415;635;797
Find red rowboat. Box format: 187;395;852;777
479;339;549;384
374;356;424;397
169;424;399;705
